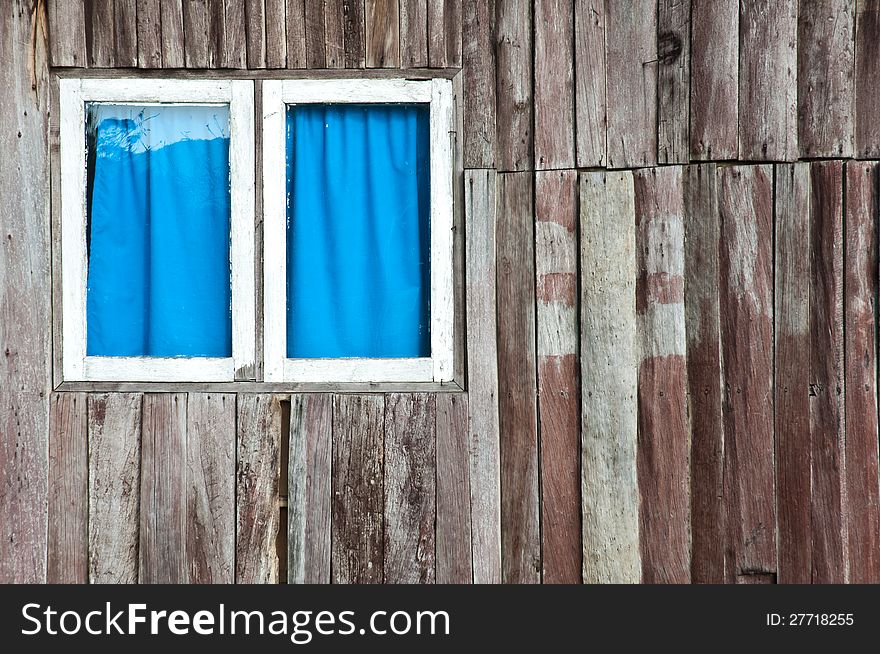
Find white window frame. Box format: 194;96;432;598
262;78;455;384
59;78;256;382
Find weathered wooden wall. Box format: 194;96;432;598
2;0;880;584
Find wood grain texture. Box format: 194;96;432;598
161;0;186;67
436;393;473;583
343;0;366;67
464;170;501;583
605;0;657;169
186;393;235;583
400;0;428;67
844;161;880;582
48;393;87;583
285;0;307;68
495;0;533;171
183;0;210;68
139;393;187;584
535;0;574;170
304;0;327;68
797;0;855;157
225;0;248;67
288;393;332;584
739;0;798;160
245;0;266;67
88;393;141;584
717;165;776;581
574;0;606;166
324;0;345;68
236;394;282;583
428;0;461;67
497;172;540;583
535;170;580;584
48;0;88;66
657;0;690;164
87;0;116;66
462;0;495;168
855;0;880;157
0;5;50;584
365;0;400;67
384;393;436;584
634;167;690;583
690;0;738;160
683;164;725;583
774;163;812;584
113;0;138;66
331;394;385;584
137;0;163;67
579;171;640;583
809;160;846;583
265;0;287;67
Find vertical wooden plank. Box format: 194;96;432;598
739;0;798;160
245;0;266;68
774;163;812;584
365;0;400;67
161;0;186;67
683;164;725;583
657;0;690;164
690;0;738;160
324;0;346;68
265;0;287;67
138;0;163;68
288;394;332;584
225;0;248;68
464;171;501;583
535;0;574;170
48;0;88;66
844;161;880;582
0;6;50;583
605;0;657;169
87;0;116;67
497;172;540;583
436;393;473;583
400;0;428;67
112;0;138;66
139;393;187;584
495;0;533;171
331;394;385;584
855;0;880;157
428;0;461;67
186;393;236;584
633;167;690;583
47;393;87;584
797;0;855;158
304;0;327;68
343;0;366;67
384;394;436;584
236;394;282;583
535;170;581;584
88;393;142;584
205;0;227;67
809;160;846;584
183;0;210;68
717;165;776;582
285;0;307;68
574;0;606;167
579;171;640;583
462;0;495;168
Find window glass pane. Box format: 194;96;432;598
286;104;431;359
86;104;232;357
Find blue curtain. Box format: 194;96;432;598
86;104;232;357
286;104;431;358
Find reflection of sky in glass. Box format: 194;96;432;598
88;103;229;157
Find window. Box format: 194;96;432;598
58;76;456;386
60;79;255;382
262;79;455;383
